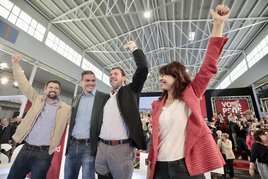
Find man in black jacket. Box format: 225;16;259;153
64;70;109;179
0;118;15;144
95;41;148;179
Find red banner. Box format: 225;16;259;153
215;99;249;114
46;126;67;179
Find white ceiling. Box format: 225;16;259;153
24;0;268;92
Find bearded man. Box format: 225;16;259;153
7;54;71;179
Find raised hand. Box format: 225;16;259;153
210;4;230;25
124;41;137;52
12;54;22;65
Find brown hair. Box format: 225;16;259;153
253;129;267;142
159;61;191;100
45;80;61;90
81;70;95;80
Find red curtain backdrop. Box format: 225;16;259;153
215;99;249;114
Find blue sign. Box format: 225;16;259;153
0;19;19;44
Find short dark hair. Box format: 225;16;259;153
159;61;191;100
45;80;61;90
3;118;11;123
81;70;95;80
253;129;267;142
111;67;126;84
111;67;125;77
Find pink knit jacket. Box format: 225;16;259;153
147;37;228;178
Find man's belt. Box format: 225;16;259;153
100;138;130;146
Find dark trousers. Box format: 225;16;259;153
154;159;205;179
7;145;53;179
222;154;234;177
236;137;249;156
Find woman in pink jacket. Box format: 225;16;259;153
147;4;230;179
246;129;256;161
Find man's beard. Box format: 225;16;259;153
47;92;58;100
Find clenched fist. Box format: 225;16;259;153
124;41;137;52
12;54;22;65
210;4;230;25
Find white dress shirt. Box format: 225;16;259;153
99;90;129;140
157;99;191;161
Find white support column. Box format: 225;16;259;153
251;84;262;120
42;22;52;43
19;61;39;116
73;81;79;97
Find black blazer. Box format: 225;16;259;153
0;124;15;144
115;49;148;150
66;90;109;155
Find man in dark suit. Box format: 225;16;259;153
0;118;15;144
0;118;16;159
64;70;109;179
95;41;148;179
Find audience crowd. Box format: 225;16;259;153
140;109;268;178
0;116;22;161
1;109;268;177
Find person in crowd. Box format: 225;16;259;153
246;129;255;151
95;41;148;179
209;121;217;139
264;124;268;131
250;122;258;131
0;118;16;159
245;110;255;121
246;129;255;161
249;129;268;179
258;120;265;129
0;119;2;141
264;115;268;124
11;116;22;129
146;4;230;179
64;70;109;179
204;117;210;126
227;115;238;149
0;118;15;145
253;118;260;127
235;120;250;160
217;133;235;179
241;116;248;129
7;54;71;179
143;121;149;135
248;115;255;123
218;113;228;133
215;130;222;143
146;126;153;153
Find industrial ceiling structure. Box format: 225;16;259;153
25;0;268;92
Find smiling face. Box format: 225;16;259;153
44;82;60;100
81;74;96;95
109;68;126;90
260;131;268;143
159;74;175;92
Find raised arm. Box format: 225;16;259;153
124;41;148;93
12;54;39;102
210;4;230;37
190;4;230;98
